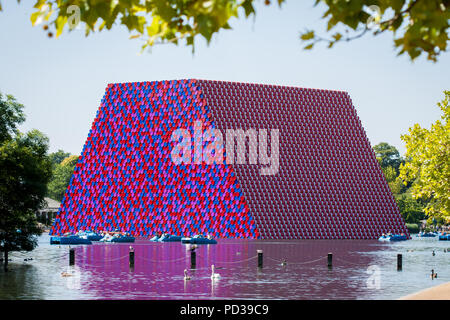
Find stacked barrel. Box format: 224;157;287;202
50;79;409;239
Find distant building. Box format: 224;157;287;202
38;197;61;224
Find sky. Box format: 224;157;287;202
0;1;448;156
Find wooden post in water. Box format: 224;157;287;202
69;248;75;266
327;253;332;269
257;250;263;268
129;247;135;268
190;248;196;269
397;254;402;271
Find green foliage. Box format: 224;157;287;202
300;0;450;61
372;141;426;225
374;142;402;171
400;90;450;222
0;100;53;269
382;165;398;183
405;223;419;233
388;176;408;194
17;0;283;51
49;149;71;167
47;155;79;202
0;91;25;143
396;193;425;223
3;1;446;60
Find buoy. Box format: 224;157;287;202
129;247;135;268
211;265;220;280
257;250;263;268
184;269;191;281
397;254;402;271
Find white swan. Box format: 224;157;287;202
184;269;191;281
211;264;221;280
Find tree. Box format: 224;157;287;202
381;165;397;183
49;149;71;167
374;142;402;172
300;0;449;62
396;193;425;224
388;176;408;195
0;92;25;143
1;0;447;61
47;155;79;202
399;90;450;222
0;92;52;272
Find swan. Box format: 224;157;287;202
211;264;221;280
184;269;191;281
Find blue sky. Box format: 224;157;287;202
0;1;448;156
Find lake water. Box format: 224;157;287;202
0;234;449;300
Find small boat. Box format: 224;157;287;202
100;232;135;243
109;236;135;243
158;234;182;242
150;235;160;242
181;235;217;245
50;235;92;245
77;230;103;241
378;234;409;242
438;234;450;241
417;231;438;238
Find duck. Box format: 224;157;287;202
184;269;191;281
211;265;221;280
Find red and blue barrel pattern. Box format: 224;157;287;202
50;79;409;239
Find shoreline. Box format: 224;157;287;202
399;281;450;300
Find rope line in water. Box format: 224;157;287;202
267;255;327;265
75;254;129;263
333;256;369;266
196;254;258;264
187;266;212;271
138;255;187;263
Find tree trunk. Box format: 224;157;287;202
4;249;8;272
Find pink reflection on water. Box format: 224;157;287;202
69;239;385;299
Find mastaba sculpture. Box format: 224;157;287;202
50;79;409;239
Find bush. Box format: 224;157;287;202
406;223;420;234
